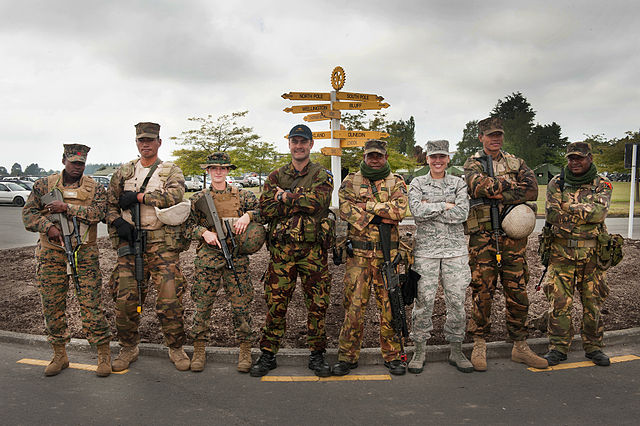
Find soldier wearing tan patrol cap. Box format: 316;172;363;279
22;143;112;377
106;122;191;372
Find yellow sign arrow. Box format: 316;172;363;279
282;92;331;101
321;110;341;119
321;147;342;156
284;104;331;114
336;92;384;102
331;101;390;111
340;139;367;148
332;130;389;139
304;113;331;122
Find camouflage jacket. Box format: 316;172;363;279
409;172;469;258
23;173;106;237
260;161;332;245
105;158;185;226
546;173;612;260
187;185;260;268
339;171;407;258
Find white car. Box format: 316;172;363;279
0;181;31;206
184;176;204;191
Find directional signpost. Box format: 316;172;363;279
282;66;389;206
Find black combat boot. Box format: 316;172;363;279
249;350;277;377
331;360;358;376
308;350;331;377
384;359;406;376
543;349;567;366
586;350;610;366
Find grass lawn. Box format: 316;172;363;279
535;182;640;216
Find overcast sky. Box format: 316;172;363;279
1;0;639;172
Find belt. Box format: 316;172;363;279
555;238;596;248
350;240;399;251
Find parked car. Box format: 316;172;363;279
90;175;110;189
2;179;34;190
225;176;243;188
184;176;204;191
0;181;31;206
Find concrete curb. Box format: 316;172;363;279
3;327;640;366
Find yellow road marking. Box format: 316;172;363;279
261;374;391;382
17;358;128;374
528;354;640;372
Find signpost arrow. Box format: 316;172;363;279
283;104;331;114
335;92;384;102
304;113;331;122
340;139;367;148
321;110;341;119
282;92;331;101
331;101;390;111
321;147;342;156
332;130;389;139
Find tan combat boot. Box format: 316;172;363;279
96;343;112;377
237;342;252;373
169;346;191;371
407;342;426;374
112;345;139;372
45;344;69;376
190;341;206;372
512;340;549;369
471;337;487;372
449;342;474;373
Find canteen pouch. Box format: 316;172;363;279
538;223;553;267
164;223;190;253
596;232;624;271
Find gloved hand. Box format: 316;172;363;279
370;215;383;225
112;217;135;243
119;191;139;210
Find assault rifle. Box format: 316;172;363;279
195;192;242;293
378;223;408;363
116;203;147;313
481;153;503;268
42;189;81;294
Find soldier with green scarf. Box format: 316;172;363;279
543;142;613;367
332;139;409;376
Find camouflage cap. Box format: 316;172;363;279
478;117;504;135
63;143;90;163
200;152;237;170
426;140;450;156
364;139;387;155
288;124;313;140
565;141;591;157
135;122;160;139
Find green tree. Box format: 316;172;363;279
0;166;8;176
24;163;45;176
234;140;287;186
531;122;568;167
451;120;481;165
11;163;22;176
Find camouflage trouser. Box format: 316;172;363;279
467;232;530;341
260;242;330;354
411;255;471;343
35;244;111;346
337;255;401;363
189;256;254;343
115;242;186;348
545;247;608;354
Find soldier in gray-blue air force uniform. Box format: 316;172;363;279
407;140;474;373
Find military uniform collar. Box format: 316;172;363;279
423;171;448;185
285;161;312;177
474;150;505;161
209;184;231;194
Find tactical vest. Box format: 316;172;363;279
121;159;175;231
40;174;98;250
465;151;521;234
212;186;241;219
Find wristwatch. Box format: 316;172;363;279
277;192;284;202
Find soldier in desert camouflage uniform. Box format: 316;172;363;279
464;117;548;371
186;152;261;373
543;142;613;367
250;124;333;378
408;140;473;374
106;122;191;372
332;139;408;377
22;144;112;377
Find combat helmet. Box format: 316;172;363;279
501;204;536;240
235;222;267;254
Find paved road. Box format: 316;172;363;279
1;341;639;425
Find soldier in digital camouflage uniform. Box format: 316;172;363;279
543;142;613;367
408;140;473;374
106;122;191;372
186;152;261;373
250;124;333;378
332;139;408;377
22;144;112;377
464;117;548;371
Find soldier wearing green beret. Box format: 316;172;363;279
22;144;112;377
185;152;263;373
543;142;613;367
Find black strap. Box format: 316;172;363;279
289;174;304;191
558;168;565;192
139;159;162;192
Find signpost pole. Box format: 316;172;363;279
628;143;637;239
330;90;341;207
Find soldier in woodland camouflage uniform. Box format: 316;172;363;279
186;152;261;373
464;117;548;370
408;140;473;374
22;144;112;377
332;139;408;377
250;124;333;378
543;142;613;367
106;122;191;372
